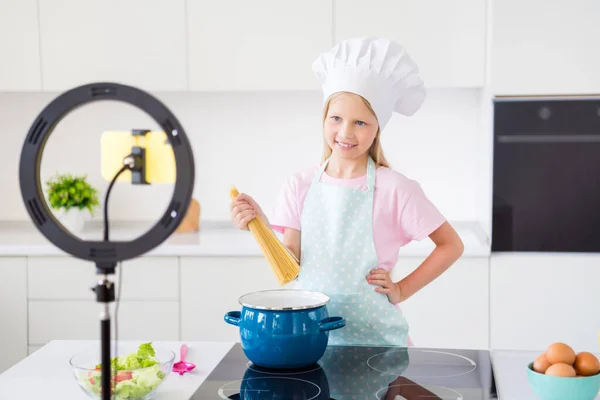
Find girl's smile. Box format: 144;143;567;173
335;140;357;150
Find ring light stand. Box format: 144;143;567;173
19;82;195;400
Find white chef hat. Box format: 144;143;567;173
312;36;426;131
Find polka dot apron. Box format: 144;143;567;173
295;157;410;347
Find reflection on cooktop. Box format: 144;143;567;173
192;343;497;399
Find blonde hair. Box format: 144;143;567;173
321;92;390;168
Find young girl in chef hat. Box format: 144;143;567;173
231;36;464;347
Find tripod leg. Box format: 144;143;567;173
93;267;116;400
101;305;111;400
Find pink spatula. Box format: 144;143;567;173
172;344;196;375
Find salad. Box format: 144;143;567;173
79;342;166;399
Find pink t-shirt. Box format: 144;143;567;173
270;164;447;271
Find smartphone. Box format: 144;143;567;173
101;130;176;184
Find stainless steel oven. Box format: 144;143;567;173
492;96;600;252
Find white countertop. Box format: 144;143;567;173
0;219;490;257
0;341;582;399
0;340;234;400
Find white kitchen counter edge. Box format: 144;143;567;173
0;220;490;257
0;341;567;399
0;340;235;399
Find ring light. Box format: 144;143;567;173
20;82;195;264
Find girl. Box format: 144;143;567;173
230;37;464;348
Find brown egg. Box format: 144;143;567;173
574;352;600;376
546;343;576;365
546;363;577;377
533;353;552;373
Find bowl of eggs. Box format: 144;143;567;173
527;342;600;400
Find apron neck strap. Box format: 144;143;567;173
313;158;329;184
365;157;376;191
315;157;377;191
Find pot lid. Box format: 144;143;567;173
238;290;330;310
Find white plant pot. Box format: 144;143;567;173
58;208;91;234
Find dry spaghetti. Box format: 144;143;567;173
230;185;300;285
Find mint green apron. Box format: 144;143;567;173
295;157;409;347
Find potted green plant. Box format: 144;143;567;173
45;173;100;233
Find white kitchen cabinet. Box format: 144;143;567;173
392;256;489;350
0;0;41;91
180;257;282;342
27;256;180;347
491;253;600;351
0;258;27;373
492;0;600;95
28;301;179;346
187;0;333;91
38;0;187;92
27;256;179;301
334;0;486;88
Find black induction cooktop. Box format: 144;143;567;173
191;343;497;399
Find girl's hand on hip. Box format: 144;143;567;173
230;193;267;230
367;268;402;304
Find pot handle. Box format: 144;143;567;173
319;316;345;332
224;311;241;326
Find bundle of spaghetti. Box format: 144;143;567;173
230;185;300;285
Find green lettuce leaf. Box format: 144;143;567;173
95;342;158;370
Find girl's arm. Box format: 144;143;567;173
396;221;464;302
282;228;301;262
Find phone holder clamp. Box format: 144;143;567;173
128;129;150;185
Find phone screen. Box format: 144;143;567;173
100;131;176;184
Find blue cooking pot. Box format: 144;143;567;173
224;289;345;369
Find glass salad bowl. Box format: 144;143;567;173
69;342;175;400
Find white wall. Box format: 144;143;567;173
0;88;489;229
